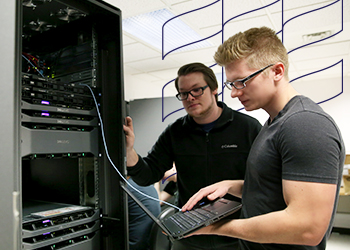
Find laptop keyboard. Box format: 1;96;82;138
168;208;215;231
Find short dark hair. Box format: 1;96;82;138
175;62;218;101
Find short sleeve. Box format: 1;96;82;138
279;111;342;184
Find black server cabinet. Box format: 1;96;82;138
2;0;128;249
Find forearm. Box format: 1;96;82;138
212;180;336;246
127;156;166;186
160;192;172;205
126;148;139;167
202;180;337;247
208;209;323;246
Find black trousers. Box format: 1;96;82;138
171;235;239;250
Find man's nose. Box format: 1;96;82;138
186;93;195;101
231;88;243;98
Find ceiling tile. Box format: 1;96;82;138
165;46;218;65
222;15;274;41
123;65;142;75
104;0;166;18
126;56;180;73
223;0;277;21
280;1;342;35
123;33;137;45
199;24;224;47
289;42;350;62
123;43;160;63
170;0;222;30
149;68;178;80
294;54;344;71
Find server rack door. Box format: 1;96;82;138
0;1;22;249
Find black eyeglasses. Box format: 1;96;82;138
224;64;274;90
176;85;209;101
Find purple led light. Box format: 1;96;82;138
42;232;51;235
41;112;50;117
42;220;50;223
41;100;50;105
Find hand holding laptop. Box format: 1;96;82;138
182;180;244;212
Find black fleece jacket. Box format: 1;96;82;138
127;102;262;207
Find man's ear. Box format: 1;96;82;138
273;62;285;82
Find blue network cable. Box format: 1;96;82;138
22;54;45;78
80;84;182;211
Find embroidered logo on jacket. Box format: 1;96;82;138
221;144;238;149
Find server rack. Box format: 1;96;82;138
1;0;128;249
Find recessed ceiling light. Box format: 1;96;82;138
123;8;212;59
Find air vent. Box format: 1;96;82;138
302;30;333;43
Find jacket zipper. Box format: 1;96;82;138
206;132;210;185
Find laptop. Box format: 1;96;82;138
120;182;242;241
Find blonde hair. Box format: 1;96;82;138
214;27;289;79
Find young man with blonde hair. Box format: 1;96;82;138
182;27;345;250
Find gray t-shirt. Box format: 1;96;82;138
240;95;345;250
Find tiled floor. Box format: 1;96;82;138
326;232;350;250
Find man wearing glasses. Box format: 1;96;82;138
182;27;345;250
124;62;262;250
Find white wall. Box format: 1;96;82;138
128;75;350;155
129;97;186;156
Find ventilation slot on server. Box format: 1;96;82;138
22;110;96;121
34;232;99;250
22;152;94;160
21;122;94;132
22;222;100;249
23;221;98;243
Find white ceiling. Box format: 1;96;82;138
104;0;350;105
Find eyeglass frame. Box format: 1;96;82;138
175;85;209;101
224;64;274;90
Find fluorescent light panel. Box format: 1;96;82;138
123;8;211;55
